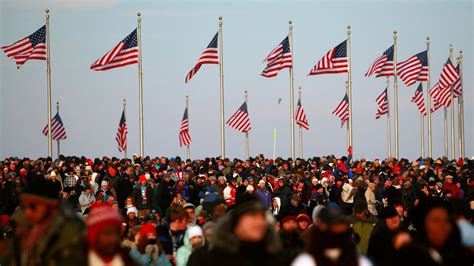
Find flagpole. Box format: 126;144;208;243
186;95;190;160
123;98;127;159
245;91;249;160
345;81;349;148
45;9;52;158
421;113;425;158
393;30;399;159
386;78;392;158
137;12;144;158
458;50;464;158
273;129;277;160
298;87;303;159
218;16;226;158
56;101;60;159
449;44;455;159
347;25;353;154
426;37;432;158
288;20;296;160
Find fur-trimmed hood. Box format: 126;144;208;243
211;214;282;255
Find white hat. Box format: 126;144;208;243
101;180;109;187
320;177;328;184
50;171;57;177
188;225;203;240
258;180;265;186
85;165;92;172
126;206;138;217
145;173;151;180
246;185;255;192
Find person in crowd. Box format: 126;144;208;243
191;194;283;266
292;206;371;266
395;199;471;265
132;175;155;218
79;184;96;214
156;205;187;264
129;223;171;266
87;202;135;265
367;206;403;265
7;176;86;265
176;225;204;266
186;221;215;266
365;182;378;216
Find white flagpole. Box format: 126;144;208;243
56;101;60;158
123;99;127;159
347;25;353;153
45;9;53;158
137;12;144;158
273;129;277;160
245;91;249;160
426;37;432;158
393;30;399;158
218;16;226;158
449;44;455;159
288;20;296;160
186;95;190;160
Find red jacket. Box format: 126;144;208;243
442;182;462;199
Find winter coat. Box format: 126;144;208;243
132;184;155;210
78;191;95;214
176;227;204;266
255;188;272;209
223;184;236;206
190;215;284;266
365;189;377;216
10;202;87;266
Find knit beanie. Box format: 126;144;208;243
87;202;123;247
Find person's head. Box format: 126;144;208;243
168;206;188;231
258;180;266;189
183;203;196;224
139;175;147;186
368;182;376;191
296;214;311;231
382;206;401;230
232;196;267;242
21;177;59;224
272;197;281;209
412;199;457;250
445;175;453;183
87;203;123;258
127;206;138;220
202;221;215;245
101;180;109;190
139;223;157;243
188;225;204;249
125;196;134;207
281;216;298;232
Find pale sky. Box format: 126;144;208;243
0;0;472;160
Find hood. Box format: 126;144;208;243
273;197;281;209
211;214;281;255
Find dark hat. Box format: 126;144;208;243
381;206;398;219
291;194;301;202
231;194;265;226
318;206;349;226
21;176;58;205
281;215;297;224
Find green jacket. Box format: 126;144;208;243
12;203;87;266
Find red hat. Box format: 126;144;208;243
19;168;27;177
281;215;297;224
296;213;311;222
139;223;156;237
139;175;147;183
87;202;122;247
108;167;116;177
9;163;15;171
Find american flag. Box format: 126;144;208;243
179;108;191;147
261;36;293;78
411;83;427;116
452;64;462;97
42;113;67;140
397;51;429;86
1;25;46;69
226;102;251;133
295;99;309;130
309;40;348;75
332;94;349;127
365;45;394;77
185;32;219;83
116;110;128;152
430;83;450;111
375;89;389;119
90;29;139;71
438;58;459;89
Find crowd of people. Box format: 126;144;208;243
0;149;473;265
